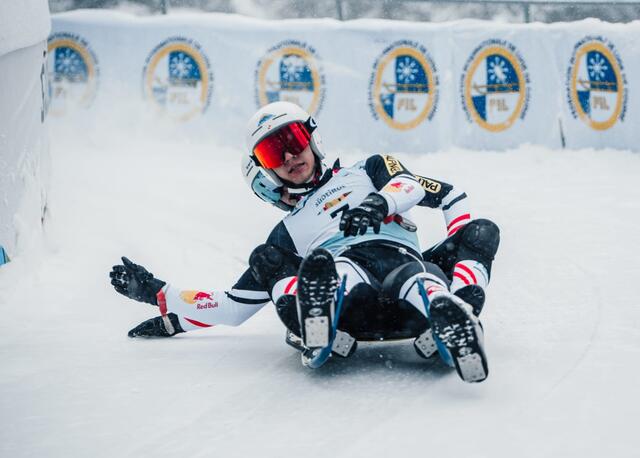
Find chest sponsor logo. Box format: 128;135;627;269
47;32;99;116
318;191;352;214
368;40;439;130
314;185;346;208
416;176;442;194
383;155;404;176
566;36;627;130
461;39;530;132
142;37;213;122
255;40;326;116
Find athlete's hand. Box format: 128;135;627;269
340;193;389;237
128;313;185;338
109;257;166;305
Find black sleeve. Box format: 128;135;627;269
228;268;271;304
266;221;297;254
364;154;418;190
413;174;460;209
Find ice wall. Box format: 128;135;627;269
0;0;51;263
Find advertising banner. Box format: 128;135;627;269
48;11;639;152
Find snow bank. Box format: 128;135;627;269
0;1;51;262
1;132;639;457
0;0;51;56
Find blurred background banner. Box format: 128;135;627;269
48;10;639;152
49;0;640;23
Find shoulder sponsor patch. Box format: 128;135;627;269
383;181;415;194
383;155;404;176
416;175;442;194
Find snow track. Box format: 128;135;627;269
1;131;639;457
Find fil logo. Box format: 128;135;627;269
47;32;99;116
368;40;439;130
255;40;326;116
142;37;213;122
566;36;627;130
460;39;530;132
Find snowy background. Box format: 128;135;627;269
1;121;639;456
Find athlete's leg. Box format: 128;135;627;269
422;218;500;315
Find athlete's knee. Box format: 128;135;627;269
249;244;300;290
460;219;500;261
381;261;448;301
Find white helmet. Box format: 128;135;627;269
243;101;326;210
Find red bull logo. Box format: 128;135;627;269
193;292;213;301
180;290;218;309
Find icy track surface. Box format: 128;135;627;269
1;132;639;458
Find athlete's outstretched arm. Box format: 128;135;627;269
110;257;269;337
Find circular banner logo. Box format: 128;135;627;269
566;37;627;130
368;40;439;130
461;39;530;132
142;37;213;122
47;32;99;116
255;40;325;116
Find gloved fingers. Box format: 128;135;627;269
128;318;155;338
340;217;352;236
109;269;127;280
121;256;135;268
344;219;356;236
111;265;126;274
350;214;367;236
339;213;350;232
113;285;128;296
358;217;370;235
372;220;381;234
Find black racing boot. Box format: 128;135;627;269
296;248;339;350
429;294;488;383
453;284;486;316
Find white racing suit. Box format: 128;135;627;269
158;154;475;338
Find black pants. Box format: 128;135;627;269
278;219;498;341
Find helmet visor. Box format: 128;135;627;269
253;122;311;169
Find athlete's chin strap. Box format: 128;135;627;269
281;159;338;199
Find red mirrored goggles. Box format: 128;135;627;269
252;122;311;169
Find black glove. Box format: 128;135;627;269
128;313;185;338
109;256;166;305
339;193;389;237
